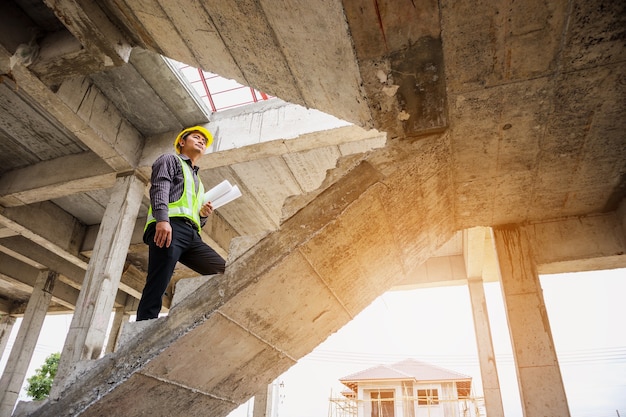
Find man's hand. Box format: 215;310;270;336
199;201;214;217
154;221;172;248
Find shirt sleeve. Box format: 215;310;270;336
149;154;178;222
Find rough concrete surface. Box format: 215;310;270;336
0;0;624;416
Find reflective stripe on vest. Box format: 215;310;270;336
145;155;205;232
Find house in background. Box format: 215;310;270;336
334;359;479;417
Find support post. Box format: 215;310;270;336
464;227;505;417
467;277;505;416
492;225;570;417
252;384;272;417
0;270;57;417
52;174;145;397
0;316;16;362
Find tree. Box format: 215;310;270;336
25;352;60;400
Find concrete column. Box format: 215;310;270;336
252;385;269;417
104;306;130;354
254;382;278;417
52;174;144;397
464;227;504;417
0;270;57;417
467;278;505;417
0;316;16;362
492;225;570;417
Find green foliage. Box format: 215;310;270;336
25;352;60;400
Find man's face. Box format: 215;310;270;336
180;132;207;155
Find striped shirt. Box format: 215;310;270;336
149;153;206;226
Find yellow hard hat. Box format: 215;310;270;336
174;125;213;153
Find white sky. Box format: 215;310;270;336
1;268;624;417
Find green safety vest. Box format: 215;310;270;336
145;155;205;233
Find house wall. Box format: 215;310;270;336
356;381;462;417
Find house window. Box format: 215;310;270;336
371;391;394;417
417;388;439;406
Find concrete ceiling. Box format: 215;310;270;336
0;0;622;314
0;0;624;415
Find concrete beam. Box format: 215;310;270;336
105;306;131;354
0;202;86;268
42;0;132;67
0;236;85;290
144;0;243;81
396;208;626;290
257;0;370;124
0;44;142;173
102;0;211;72
0;228;17;239
55;76;144;171
0;253;78;311
0;2;108;86
29;30;108;87
528;212;626;274
0;271;74;314
130;48;210;128
396;216;626;293
0;152;115;207
0;244;40;272
89;53;196;136
0;237;130;308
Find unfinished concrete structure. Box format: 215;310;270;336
0;0;624;416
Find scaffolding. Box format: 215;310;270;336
328;389;358;417
328;390;486;417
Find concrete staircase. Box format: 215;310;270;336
19;135;456;416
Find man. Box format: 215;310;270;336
136;125;226;321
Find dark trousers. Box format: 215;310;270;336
136;218;226;320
